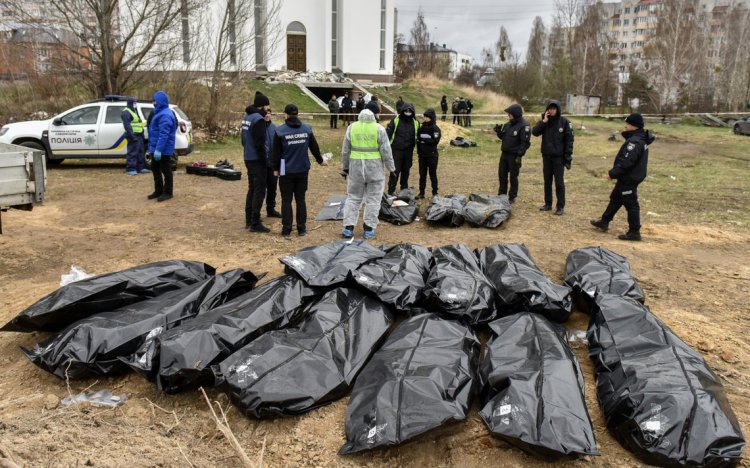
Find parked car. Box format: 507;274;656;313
733;116;750;136
0;95;193;168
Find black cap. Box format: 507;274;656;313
284;103;299;116
253;92;270;108
625;112;644;129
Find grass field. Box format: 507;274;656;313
194;114;750;228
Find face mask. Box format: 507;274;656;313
404;112;413;117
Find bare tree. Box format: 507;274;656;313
572;2;612;99
408;7;430;74
496;26;512;65
5;0;202;96
713;5;750;111
186;0;281;135
643;0;705;112
525;16;546;103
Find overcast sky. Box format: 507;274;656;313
395;0;559;62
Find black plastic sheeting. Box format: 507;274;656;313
280;241;385;288
379;193;419;226
21;269;260;380
564;246;645;313
314;195;347;221
479;313;598;459
123;275;317;393
588;294;745;467
1;260;216;333
351;244;432;312
425;195;466;227
463;194;512;228
422;244;498;325
479;244;572;323
214;287;393;418
340;313;479;454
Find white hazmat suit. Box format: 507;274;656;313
341;109;396;230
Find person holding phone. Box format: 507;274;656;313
532;100;574;215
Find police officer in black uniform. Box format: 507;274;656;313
532;100;574;215
494;104;531;203
416;108;441;199
591;112;655;241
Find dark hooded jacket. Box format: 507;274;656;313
417;108;441;158
440;96;448;112
365;98;380;116
495;104;531;157
532;100;574;159
386;102;418;151
609;128;654;186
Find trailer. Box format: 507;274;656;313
0;142;46;234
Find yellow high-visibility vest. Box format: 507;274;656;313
350;121;381;160
124;108;144;133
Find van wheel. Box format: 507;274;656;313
19;141;63;166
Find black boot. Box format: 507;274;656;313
590;219;609;232
539;205;552;211
618;230;642;241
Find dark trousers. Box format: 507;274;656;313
418;156;439;195
542;155;566;208
244;160;267;227
466;111;472;127
125;134;145;172
151;155;173;196
498;152;520;199
602;183;641;232
266;166;278;214
279;171;309;234
441;110;446;121
330;114;338;128
388;149;414;194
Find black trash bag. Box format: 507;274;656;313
340;313;479;454
351;244;432;312
1;260;216;333
280;241;385;288
123;275;318;393
422;244;497;325
564;246;645;313
214;287;393;418
463;194;512;228
479;312;599;459
379;194;419;226
315;194;347;221
425;194;466;227
588;294;745;467
21;269;260;380
478;244;572;323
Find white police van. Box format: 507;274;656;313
0;95;193;167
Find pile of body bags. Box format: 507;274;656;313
2;244;744;464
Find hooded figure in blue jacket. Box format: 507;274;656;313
121;97;148;175
147;91;177;202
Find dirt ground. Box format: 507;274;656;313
0;118;748;467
